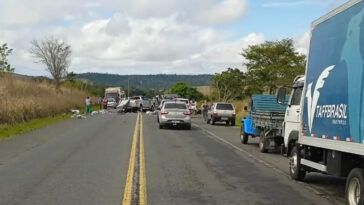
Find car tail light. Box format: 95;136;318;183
232;113;236;117
183;111;191;116
161;111;169;115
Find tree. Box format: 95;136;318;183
170;82;203;100
211;68;246;102
0;43;14;72
30;37;72;90
242;39;306;94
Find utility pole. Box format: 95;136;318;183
127;79;130;98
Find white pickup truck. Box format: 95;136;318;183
127;96;153;112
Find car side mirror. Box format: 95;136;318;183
277;87;286;104
244;106;248;111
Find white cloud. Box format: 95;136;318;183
1;0;335;76
262;0;349;8
262;1;311;8
294;31;310;55
196;0;247;24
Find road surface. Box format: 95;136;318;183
0;111;344;205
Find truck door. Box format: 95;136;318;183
284;86;303;148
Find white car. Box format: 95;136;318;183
207;103;236;126
107;98;117;109
159;101;192;130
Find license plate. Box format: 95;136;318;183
172;121;180;123
221;117;228;120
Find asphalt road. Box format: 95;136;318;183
0;111;344;205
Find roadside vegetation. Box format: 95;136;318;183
207;39;306;125
0;74;96;126
0;41;99;138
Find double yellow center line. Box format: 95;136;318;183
122;112;147;205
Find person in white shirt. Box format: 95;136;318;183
85;96;92;114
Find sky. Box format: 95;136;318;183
0;0;349;76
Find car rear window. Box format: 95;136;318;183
164;103;187;109
216;103;234;110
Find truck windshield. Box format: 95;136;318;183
106;93;118;99
216;104;234;110
290;87;303;105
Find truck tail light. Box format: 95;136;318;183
183;111;191;116
213;112;218;117
161;111;169;115
232;113;236;117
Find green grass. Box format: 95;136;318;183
235;117;243;127
0;114;72;140
0;104;102;140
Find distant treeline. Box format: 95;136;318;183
76;73;212;88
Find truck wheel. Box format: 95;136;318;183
346;168;364;205
240;126;248;144
259;133;268;153
289;146;306;181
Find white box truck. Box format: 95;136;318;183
277;1;364;204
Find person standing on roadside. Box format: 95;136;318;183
202;100;209;121
98;96;103;110
103;96;108;110
86;96;92;114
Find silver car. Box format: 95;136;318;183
159;101;192;130
207;103;236;126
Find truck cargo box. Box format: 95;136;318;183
300;0;364;155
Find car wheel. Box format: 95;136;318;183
210;118;215;125
226;121;229;125
289;146;306;181
186;124;191;130
159;124;163;129
206;117;210;124
346;168;364;205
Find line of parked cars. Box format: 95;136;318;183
155;97;237;130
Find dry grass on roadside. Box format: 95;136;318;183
232;99;251;125
0;74;95;126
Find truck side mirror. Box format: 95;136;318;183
277;87;286;104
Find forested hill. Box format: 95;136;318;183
76;73;212;88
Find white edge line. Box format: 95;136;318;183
192;124;334;201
